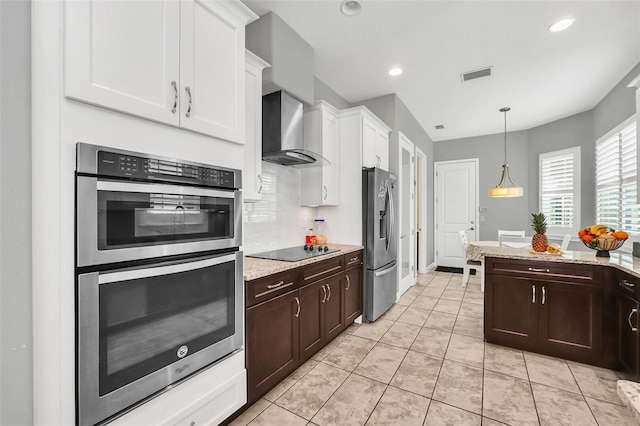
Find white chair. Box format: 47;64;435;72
499;235;531;248
498;229;525;238
561;234;571;251
458;230;484;292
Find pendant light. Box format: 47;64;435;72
488;107;523;197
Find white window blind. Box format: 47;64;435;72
596;118;639;236
539;147;581;235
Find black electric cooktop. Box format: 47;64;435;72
247;245;340;262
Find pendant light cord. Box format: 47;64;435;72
500;106;510;164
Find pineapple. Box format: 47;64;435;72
531;212;548;252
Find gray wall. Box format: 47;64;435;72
434;59;640;247
434;130;531;240
0;0;33;424
593;62;640;140
527;111;595;227
313;77;350;110
356;94;437;266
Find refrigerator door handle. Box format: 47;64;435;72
374;261;397;277
388;184;395;252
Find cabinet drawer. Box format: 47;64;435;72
300;255;344;284
246;270;298;308
486;258;601;283
345;250;363;269
618;271;640;300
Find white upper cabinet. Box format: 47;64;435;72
243;50;270;203
64;0;257;144
301;101;341;206
359;110;391;171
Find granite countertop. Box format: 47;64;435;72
243;243;363;281
481;245;640;278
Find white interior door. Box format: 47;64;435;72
398;133;415;297
416;148;428;273
435;159;478;268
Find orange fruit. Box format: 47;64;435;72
582;234;595;244
612;231;629;240
578;229;588;237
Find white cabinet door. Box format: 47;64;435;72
179;0;246;143
376;128;390;171
64;0;181;125
321;111;340;205
362;117;378;168
301;102;340;206
243;51;269;202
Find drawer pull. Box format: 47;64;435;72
306;265;342;282
621;280;636;289
294;297;300;317
542;286;546;305
528;267;550;273
267;280;285;289
346;275;351;290
321;285;327;303
629;309;638;332
350;256;359;262
532;285;536;303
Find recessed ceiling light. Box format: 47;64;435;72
548;18;575;32
388;67;403;77
341;0;362;16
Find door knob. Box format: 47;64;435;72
467;227;475;231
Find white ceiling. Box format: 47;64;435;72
242;0;640;142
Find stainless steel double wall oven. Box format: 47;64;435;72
75;143;243;425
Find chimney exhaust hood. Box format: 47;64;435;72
262;91;328;167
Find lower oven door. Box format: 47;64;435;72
77;251;243;426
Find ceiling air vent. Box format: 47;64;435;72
461;67;492;82
434;125;445;130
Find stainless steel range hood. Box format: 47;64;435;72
262;91;328;167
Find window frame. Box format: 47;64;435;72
595;114;638;249
538;146;581;237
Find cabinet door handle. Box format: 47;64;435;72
185;86;192;117
532;285;536;303
257;175;263;194
629;309;638;332
622;280;636;289
541;286;546;305
345;275;351;290
528;267;550;273
323;186;328;200
326;283;331;302
171;81;178;113
321;285;327;303
294;297;300;317
266;280;284;289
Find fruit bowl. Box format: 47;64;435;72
580;237;626;257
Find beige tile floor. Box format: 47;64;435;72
231;271;637;426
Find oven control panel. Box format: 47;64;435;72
97;151;236;189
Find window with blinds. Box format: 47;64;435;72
539;146;581;235
596;117;639;236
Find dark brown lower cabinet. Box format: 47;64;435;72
299;273;345;363
485;257;611;368
344;265;363;324
246;289;299;403
618;292;639;376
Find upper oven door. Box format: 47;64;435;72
77;177;242;267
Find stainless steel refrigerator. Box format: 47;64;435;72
362;167;398;322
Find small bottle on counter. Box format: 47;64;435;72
305;228;317;245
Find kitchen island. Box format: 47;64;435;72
482;246;640;376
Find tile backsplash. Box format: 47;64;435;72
243;162;317;254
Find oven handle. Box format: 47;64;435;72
98;253;237;284
96;180;235;199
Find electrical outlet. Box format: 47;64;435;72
479;207;488;212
